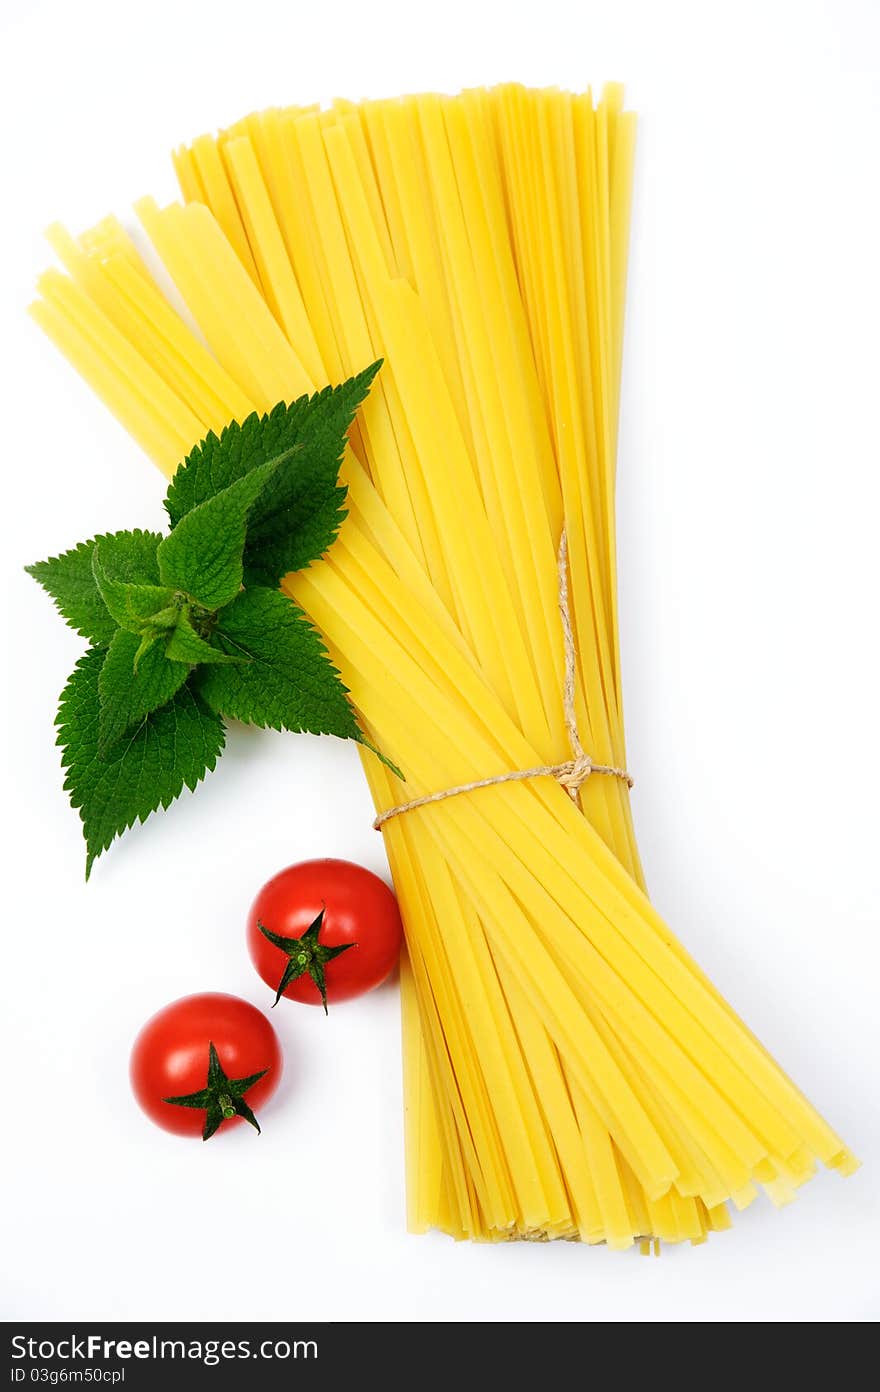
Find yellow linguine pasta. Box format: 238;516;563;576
30;84;857;1249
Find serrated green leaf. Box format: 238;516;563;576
97;629;191;753
133;632;161;670
26;542;114;645
156;456;284;610
139;605;180;634
164;611;246;665
92;545;175;635
164;362;381;586
25;530;163;646
89;529;164;584
57;647;225;877
195;586;363;741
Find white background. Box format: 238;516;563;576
1;0;877;1325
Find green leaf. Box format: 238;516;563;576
164;362;382;585
164;610;246;666
57;647;225;877
195;586;363;741
156;456;284;610
26;542;114;645
92;546;175;635
97;629;191;753
132;632;161;670
25;530;163;646
89;529;163;584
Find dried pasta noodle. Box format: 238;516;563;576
31;85;857;1250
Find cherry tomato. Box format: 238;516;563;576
247;858;403;1011
130;992;282;1139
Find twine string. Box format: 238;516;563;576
373;529;633;832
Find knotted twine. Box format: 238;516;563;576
373;531;633;832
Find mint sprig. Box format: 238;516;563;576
59;648;226;878
28;363;393;877
165;361;381;584
27;530;164;644
97;630;192;755
156;453;285;609
196;586;363;740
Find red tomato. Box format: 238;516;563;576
130;992;282;1139
247;858;403;1011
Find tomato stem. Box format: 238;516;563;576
162;1042;269;1139
257;911;357;1013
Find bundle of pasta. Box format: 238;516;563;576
31;84;856;1249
